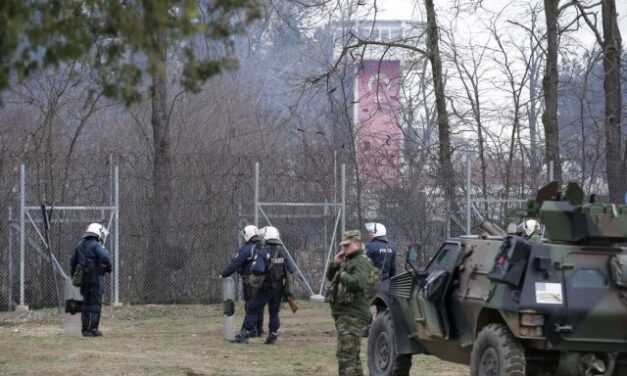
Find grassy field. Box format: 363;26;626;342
0;301;468;376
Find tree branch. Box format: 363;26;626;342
572;0;604;46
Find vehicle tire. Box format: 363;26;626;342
601;352;616;376
368;310;412;376
470;323;526;376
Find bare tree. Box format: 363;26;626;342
424;0;458;217
543;0;562;182
562;48;602;187
573;0;625;202
510;2;545;191
490;15;538;202
448;29;490;209
525;4;545;192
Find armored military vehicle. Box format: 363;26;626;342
368;182;627;376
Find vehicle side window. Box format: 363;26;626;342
427;244;461;273
570;268;607;289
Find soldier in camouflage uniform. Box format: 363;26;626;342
326;230;376;376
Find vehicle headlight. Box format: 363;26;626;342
520;312;544;337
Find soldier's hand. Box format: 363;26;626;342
334;251;346;264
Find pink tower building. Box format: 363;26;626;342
354;59;402;187
328;19;423;216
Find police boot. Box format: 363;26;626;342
264;332;278;345
81;312;95;337
91;312;103;337
232;330;250;344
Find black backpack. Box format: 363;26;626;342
248;246;270;290
71;240;95;287
269;245;288;282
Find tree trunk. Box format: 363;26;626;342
505;101;520;203
601;0;625;203
424;0;458;220
578;52;595;187
145;27;173;303
542;0;562;183
528;38;542;192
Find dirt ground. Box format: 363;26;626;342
0;302;468;376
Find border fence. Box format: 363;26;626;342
0;153;552;311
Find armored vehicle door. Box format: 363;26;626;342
416;241;463;339
559;248;627;346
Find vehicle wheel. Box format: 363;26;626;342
368;310;412;376
598;352;616;376
470;323;525;376
583;352;615;376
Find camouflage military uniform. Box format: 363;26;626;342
334;315;368;376
327;230;376;376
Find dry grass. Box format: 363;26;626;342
0;302;468;376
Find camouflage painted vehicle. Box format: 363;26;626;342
367;182;627;376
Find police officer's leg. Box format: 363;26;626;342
236;289;265;343
80;287;91;335
242;298;260;333
240;282;252;333
241;299;250;333
257;304;265;336
90;284;104;336
240;301;247;332
264;287;282;344
335;315;366;376
243;282;264;337
81;310;90;334
81;285;99;337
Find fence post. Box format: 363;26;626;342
113;165;120;306
341;164;346;235
8;207;13;311
466;155;472;235
18;164;28;311
254;162;259;227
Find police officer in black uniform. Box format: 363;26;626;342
220;225;264;337
235;226;294;344
364;222;396;280
70;223;112;337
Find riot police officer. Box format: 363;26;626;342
220;225;264;336
235;226;294;344
70;223;112;337
364;222;396;280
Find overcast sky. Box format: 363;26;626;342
339;0;627;145
371;0;627;49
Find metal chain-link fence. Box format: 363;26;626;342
0;151;344;310
0;149;457;311
0;154;117;311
